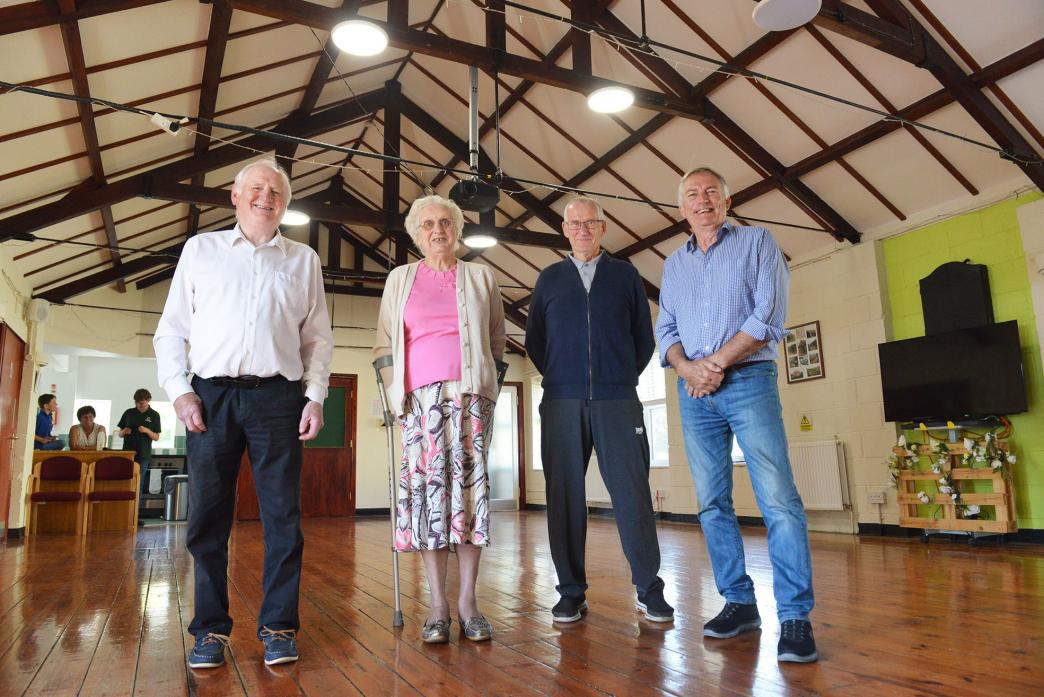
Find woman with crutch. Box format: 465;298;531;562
373;194;506;643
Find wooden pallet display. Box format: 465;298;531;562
894;441;1018;534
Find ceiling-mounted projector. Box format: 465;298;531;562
449;178;500;213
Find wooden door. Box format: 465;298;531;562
236;374;357;519
0;324;26;534
505;381;526;508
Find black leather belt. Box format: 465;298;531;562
728;360;771;371
205;375;284;388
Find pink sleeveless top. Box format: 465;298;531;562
403;262;462;393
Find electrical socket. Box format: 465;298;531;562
867;491;886;505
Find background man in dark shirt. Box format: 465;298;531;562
118;388;161;494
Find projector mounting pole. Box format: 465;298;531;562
468;65;480;175
449;65;500;214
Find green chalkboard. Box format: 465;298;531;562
305;386;346;448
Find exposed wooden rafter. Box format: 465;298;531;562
57;0;126;291
226;0;711;121
145;182;570;249
818;0;1043;190
187;0;232;239
0;90;385;242
595;9;860;243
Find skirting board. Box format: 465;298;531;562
857;522;1043;544
356;508;392;516
524;504;1041;543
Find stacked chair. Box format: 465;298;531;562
27;455;140;535
26;456;89;535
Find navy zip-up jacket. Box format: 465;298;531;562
525;254;655;400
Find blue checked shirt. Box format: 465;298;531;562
657;222;789;367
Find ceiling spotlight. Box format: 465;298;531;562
331;19;389;56
587;86;634;114
281;210;310;226
462;233;498;249
752;0;822;31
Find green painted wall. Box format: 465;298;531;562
882;193;1043;529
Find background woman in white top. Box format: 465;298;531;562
69;405;106;450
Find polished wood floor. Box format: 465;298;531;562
0;512;1041;696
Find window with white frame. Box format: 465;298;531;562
530;359;673;469
637;360;669;468
151;401;177;450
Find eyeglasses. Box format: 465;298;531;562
419;218;454;232
564;219;604;230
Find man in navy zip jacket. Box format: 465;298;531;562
526;196;674;624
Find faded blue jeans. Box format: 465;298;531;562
676;361;814;622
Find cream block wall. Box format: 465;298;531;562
772;241;897;531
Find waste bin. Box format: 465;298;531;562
163;474;189;521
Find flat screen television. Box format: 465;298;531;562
877;320;1027;423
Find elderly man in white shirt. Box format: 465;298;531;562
154;158;333;670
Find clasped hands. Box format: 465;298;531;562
678;357;724;399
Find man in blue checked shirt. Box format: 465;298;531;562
656;167;817;663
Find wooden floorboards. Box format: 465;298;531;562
0;512;1041;696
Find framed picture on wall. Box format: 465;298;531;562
783;320;825;384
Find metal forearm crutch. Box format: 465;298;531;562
372;355;404;628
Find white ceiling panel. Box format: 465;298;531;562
80;0;209;66
708;76;820;166
916;0;1044;69
2;80;80;137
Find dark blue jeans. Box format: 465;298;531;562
138;457;151;495
540;398;664;598
186;376;306;639
676;361;814;622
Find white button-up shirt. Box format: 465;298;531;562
154;226;334;404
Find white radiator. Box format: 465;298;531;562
789;440;849;510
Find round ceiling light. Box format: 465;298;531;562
587;86;634;114
281;209;310;226
462;233;498;249
331;19;389;57
752;0;822;31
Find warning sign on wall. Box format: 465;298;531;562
799;415;812;432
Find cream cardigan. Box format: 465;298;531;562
374;260;506;417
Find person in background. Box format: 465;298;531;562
69;405;106;451
34;394;63;450
118;388;161;494
373;193;506;644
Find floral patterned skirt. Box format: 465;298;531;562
394;381;494;551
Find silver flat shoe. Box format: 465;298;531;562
461;616;493;641
421;617;451;643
